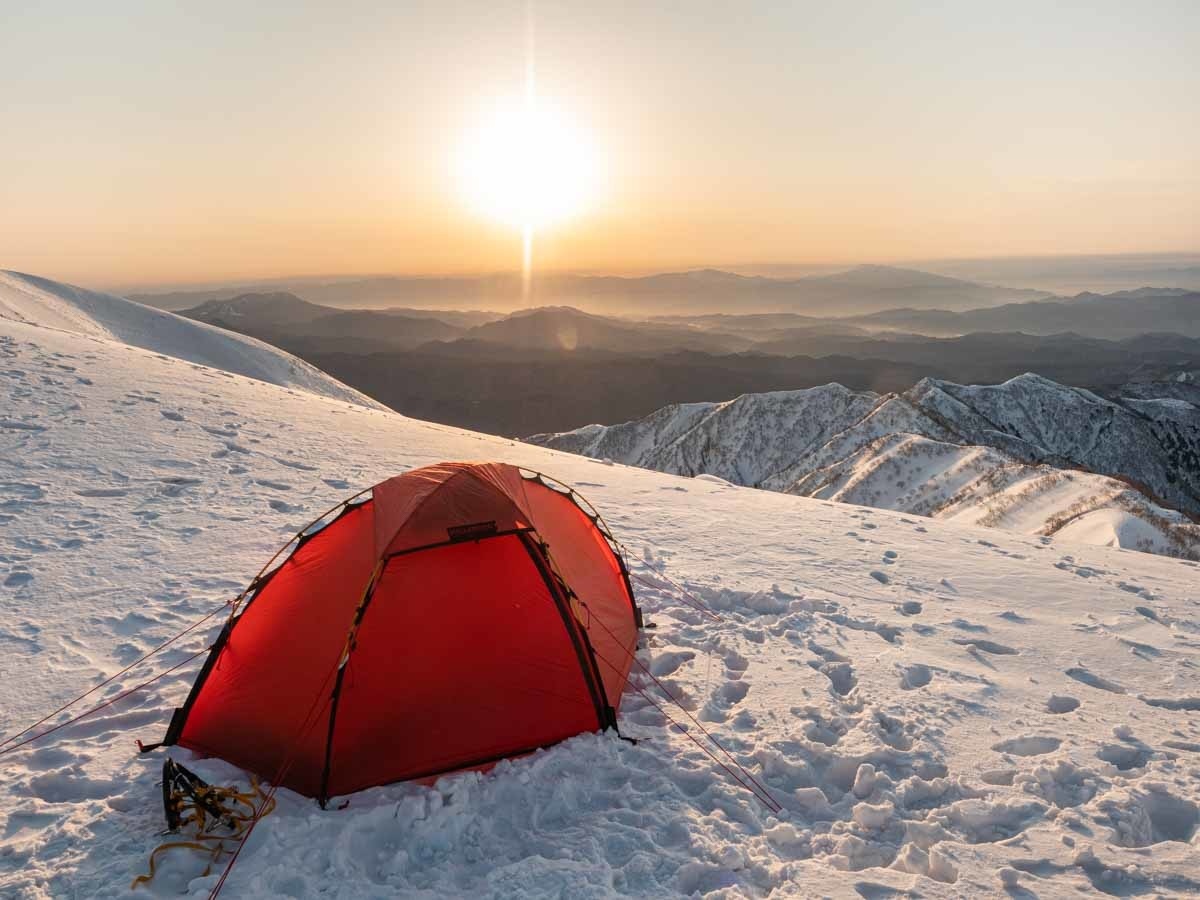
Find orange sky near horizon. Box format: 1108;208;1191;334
1;2;1197;291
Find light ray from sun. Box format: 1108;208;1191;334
455;2;599;304
523;6;535;302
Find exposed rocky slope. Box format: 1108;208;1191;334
530;375;1200;558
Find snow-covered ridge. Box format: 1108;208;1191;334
3;282;1200;896
0;270;383;409
529;375;1200;559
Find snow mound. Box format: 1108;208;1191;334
1055;508;1182;555
0;270;381;409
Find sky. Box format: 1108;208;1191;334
1;1;1197;290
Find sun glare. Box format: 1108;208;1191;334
457;97;599;233
455;8;600;299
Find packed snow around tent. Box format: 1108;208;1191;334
3;275;1200;898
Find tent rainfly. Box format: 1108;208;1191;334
145;462;642;806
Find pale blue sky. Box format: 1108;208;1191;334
1;1;1196;287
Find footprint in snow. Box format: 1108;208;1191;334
1046;695;1080;714
157;476;202;497
1097;743;1153;771
991;736;1061;757
951;618;989;633
715;680;750;706
1141;696;1200;712
104;611;159;637
1065;667;1125;694
700;679;751;722
1118;636;1163;660
819;661;856;697
649;650;694;678
807;640;850;664
981;769;1017;786
953;638;1017;655
28;771;120;803
1117;582;1149;597
723;650;749;674
273;457;318;471
1164;740;1200;753
1;417;48;431
900;664;932;690
998;610;1031;623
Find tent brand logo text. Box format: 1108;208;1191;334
447;520;499;542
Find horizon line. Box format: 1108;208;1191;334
92;249;1200;295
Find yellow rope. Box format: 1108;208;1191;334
132;779;276;889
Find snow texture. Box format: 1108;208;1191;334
0;271;382;410
530;378;1200;560
3;283;1200;898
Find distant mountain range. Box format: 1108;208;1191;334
174;290;1200;436
853;289;1200;339
137;264;1050;316
528;374;1200;559
180;287;1200;355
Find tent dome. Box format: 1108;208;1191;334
158;462;640;804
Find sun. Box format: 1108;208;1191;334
456;96;600;234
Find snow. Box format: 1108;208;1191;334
3;287;1200;897
532;380;1200;560
0;271;381;410
1054;508;1182;555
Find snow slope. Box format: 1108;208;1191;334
531;379;1200;560
0;271;381;409
3;301;1200;898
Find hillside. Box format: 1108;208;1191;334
530;376;1200;558
3;284;1200;897
0;271;379;409
180;291;469;353
459;306;752;354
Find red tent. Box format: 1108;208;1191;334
155;462;641;805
